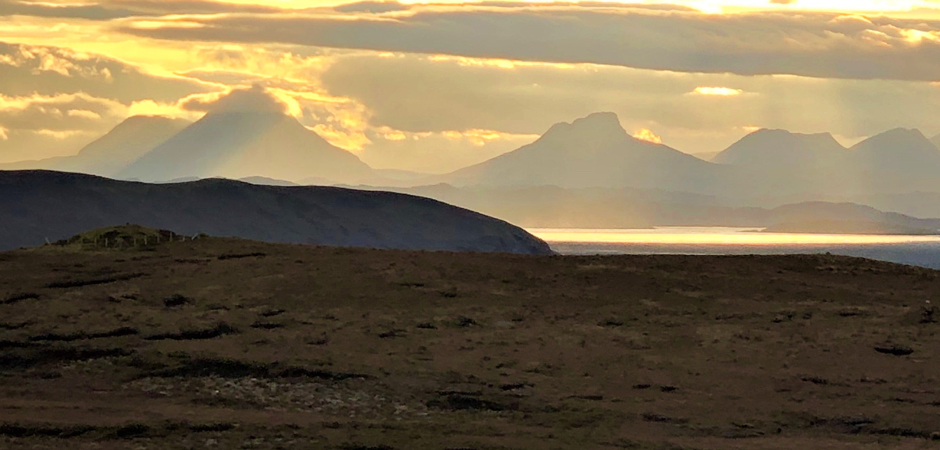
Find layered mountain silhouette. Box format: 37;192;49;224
713;129;845;169
440;115;940;200
848;128;940;194
711;129;851;197
117;111;374;184
0;170;552;254
762;201;940;234
363;184;940;233
722;127;940;198
0;116;189;176
931;134;940;150
4;106;940;228
8;109;938;200
441;112;725;193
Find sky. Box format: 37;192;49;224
2;0;940;173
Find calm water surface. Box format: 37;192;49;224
529;227;940;269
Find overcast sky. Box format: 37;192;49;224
2;0;940;172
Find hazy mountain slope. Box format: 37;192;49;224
357;183;939;232
931;133;940;150
0;116;189;176
845;128;940;194
711;129;853;197
67;116;192;175
713;129;846;168
239;176;298;186
0;170;552;254
442;112;725;193
117;111;374;184
366;184;755;228
765;201;940;234
707;127;940;199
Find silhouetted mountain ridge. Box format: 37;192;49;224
713;129;845;168
118;111;374;184
0;170;552;254
443;112;724;193
0;116;189;176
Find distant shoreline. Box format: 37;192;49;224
760;220;940;236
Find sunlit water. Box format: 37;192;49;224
528;227;940;269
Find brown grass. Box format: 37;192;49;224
0;237;939;449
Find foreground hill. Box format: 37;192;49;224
0;171;551;254
0;238;938;449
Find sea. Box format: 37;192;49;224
528;227;940;270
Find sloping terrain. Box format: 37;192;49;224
0;171;551;254
117;111;374;184
364;184;940;232
442;112;725;193
0;238;938;449
0;116;190;176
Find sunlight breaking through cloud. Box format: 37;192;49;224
692;86;744;96
632;128;663;144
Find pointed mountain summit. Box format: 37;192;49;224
713;129;846;168
117;88;374;184
850;128;938;162
442;112;722;192
538;112;627;147
68;115;191;176
117;86;374;184
844;128;940;193
0;115;190;177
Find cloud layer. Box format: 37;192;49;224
122;4;940;81
181;84;289;115
4;1;940;172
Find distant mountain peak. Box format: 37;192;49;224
852;127;933;152
713;127;845;166
119;114;185;123
872;127;927;139
442;111;716;191
116;109;372;183
571;111;623;130
741;128;837;141
539;112;627;144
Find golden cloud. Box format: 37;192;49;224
692;86;743;96
632;128;662;144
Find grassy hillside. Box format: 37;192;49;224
0;171;551;254
0;237;938;448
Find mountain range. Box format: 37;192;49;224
440;112;726;193
3;109;940;229
355;184;940;234
0;116;190;176
0;170;552;254
439;116;940;200
0;111;377;185
117;111;374;184
6;109;940;199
